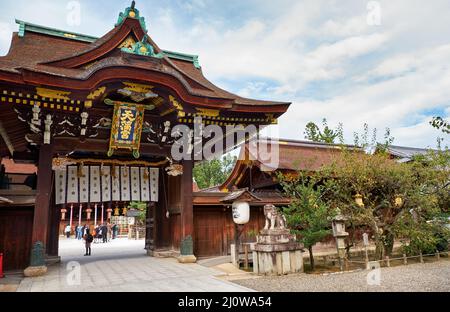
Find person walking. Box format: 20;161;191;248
64;224;71;239
83;224;89;236
76;224;82;240
84;229;93;256
101;223;108;243
111;224;117;239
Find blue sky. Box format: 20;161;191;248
0;0;449;148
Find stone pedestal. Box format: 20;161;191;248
177;235;197;263
177;255;197;263
252;229;304;275
24;266;47;277
24;241;48;277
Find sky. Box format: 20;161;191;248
0;0;449;148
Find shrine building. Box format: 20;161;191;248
0;2;291;272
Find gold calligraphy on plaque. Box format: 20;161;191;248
107;100;145;159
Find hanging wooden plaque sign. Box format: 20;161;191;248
107;99;145;158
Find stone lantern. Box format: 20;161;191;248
331;209;349;271
221;188;260;268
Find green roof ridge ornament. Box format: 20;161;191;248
18;20;25;37
121;34;164;59
116;1;148;32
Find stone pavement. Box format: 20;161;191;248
16;238;252;292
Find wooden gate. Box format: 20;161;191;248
194;208;226;257
0;206;33;270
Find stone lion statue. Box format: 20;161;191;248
263;204;287;230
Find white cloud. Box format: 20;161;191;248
0;0;448;148
0;22;13;56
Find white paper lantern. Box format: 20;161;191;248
232;201;250;225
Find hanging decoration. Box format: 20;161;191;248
86;207;92;220
61;208;67;221
54;165;159;205
106;99;145;159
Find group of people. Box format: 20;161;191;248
63;223;120;256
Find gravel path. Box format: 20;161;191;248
233;260;450;292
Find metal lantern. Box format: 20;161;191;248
394;195;404;208
354;194;364;207
113;207;119;216
232;201;250;225
61;208;67;221
107;208;113;219
86;208;92;220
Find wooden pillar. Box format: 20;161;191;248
178;159;196;263
46;188;59;257
181;159;193;239
29;144;54;267
145;202;156;255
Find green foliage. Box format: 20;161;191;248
320;149;449;259
278;172;336;262
127;201;147;225
430;117;450;134
304;119;343;144
246;229;258;238
193;154;237;189
353;123;394;151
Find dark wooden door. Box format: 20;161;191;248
194;208;224;257
0;206;33;270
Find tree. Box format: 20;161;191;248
304;119;343;144
321;149;449;259
193;154;237;189
430;117;450;134
278;172;336;271
353;123;394;151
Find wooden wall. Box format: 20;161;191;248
0;206;33;270
193;206;265;258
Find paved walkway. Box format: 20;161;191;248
16;238;252;292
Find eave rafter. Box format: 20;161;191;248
0;121;14;156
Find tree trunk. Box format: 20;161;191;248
371;221;384;260
383;231;394;256
375;240;384;260
308;246;315;271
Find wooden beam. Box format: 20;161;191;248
52;137;172;158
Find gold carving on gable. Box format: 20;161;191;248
169;95;183;111
36;87;71;101
122;82;154;94
87;87;106;100
196;108;220;117
118;36;136;51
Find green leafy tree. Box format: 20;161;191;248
304;119;343;144
193;154;237;189
278;172;336;271
430;117;450;134
353;123;394;151
321;149;449;259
